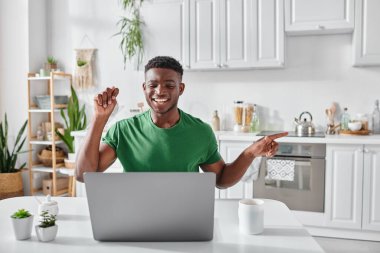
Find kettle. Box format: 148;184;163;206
294;111;315;136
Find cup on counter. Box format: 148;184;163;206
238;198;264;235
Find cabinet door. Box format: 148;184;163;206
141;0;190;69
219;141;253;199
252;0;284;68
325;144;363;229
190;0;220;69
219;0;253;68
353;0;380;66
285;0;354;35
362;145;380;231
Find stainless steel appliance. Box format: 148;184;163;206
254;133;326;212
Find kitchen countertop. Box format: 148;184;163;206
0;197;324;253
215;131;380;145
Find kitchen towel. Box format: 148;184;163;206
265;159;295;181
241;157;262;182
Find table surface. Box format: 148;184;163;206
0;197;324;253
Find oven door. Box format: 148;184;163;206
253;156;325;212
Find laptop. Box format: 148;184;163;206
84;172;216;242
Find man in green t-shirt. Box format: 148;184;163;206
76;56;287;188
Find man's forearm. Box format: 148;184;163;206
76;117;107;182
216;149;255;189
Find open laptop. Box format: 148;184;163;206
84;172;216;242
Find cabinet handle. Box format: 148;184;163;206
363;148;369;153
357;148;363;152
215;64;222;68
317;25;325;30
185;65;190;69
222;64;228;68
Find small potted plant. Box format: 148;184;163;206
45;56;58;72
35;210;58;242
11;209;34;240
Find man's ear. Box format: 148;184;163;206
179;83;185;95
142;82;146;90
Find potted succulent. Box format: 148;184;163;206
55;85;87;164
11;209;34;240
45;56;58;72
0;114;28;200
35;210;58;242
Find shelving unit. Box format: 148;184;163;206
27;72;72;196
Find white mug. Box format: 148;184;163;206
238;198;264;234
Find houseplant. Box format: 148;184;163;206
114;0;144;68
11;209;34;240
45;56;58;72
55;85;87;160
0;114;28;199
35;210;58;242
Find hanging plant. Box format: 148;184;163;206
114;0;144;69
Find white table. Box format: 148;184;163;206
0;197;324;253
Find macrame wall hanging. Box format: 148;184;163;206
74;48;96;90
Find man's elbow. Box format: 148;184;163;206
75;166;84;183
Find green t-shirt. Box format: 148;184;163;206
102;109;221;172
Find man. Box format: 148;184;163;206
76;56;287;188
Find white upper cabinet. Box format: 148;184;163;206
285;0;354;35
190;0;284;70
252;0;284;68
189;0;220;69
141;0;190;69
353;0;380;66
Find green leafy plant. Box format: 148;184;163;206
114;0;144;69
55;86;87;153
47;56;57;64
11;209;31;219
77;59;87;67
0;114;28;173
38;211;56;228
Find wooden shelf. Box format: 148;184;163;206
27;72;73;196
30;138;63;145
29;109;62;113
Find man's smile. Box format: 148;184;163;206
152;97;170;104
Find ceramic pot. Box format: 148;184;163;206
35;225;58;242
11;215;34;240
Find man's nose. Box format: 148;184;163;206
155;85;166;94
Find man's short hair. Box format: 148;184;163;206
144;56;183;77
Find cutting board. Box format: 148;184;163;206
340;129;370;135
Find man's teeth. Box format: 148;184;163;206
153;98;168;102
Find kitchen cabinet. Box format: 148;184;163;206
362;145;380;231
190;0;284;69
285;0;354;35
141;0;190;68
218;141;254;199
325;144;380;232
352;0;380;66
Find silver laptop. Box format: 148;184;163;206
84;172;216;242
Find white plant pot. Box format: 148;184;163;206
11;215;34;240
68;152;76;161
35;225;58;242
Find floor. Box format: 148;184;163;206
314;237;380;253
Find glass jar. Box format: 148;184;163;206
250;104;260;132
233;101;244;132
242;103;254;132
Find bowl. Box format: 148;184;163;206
348;121;362;131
